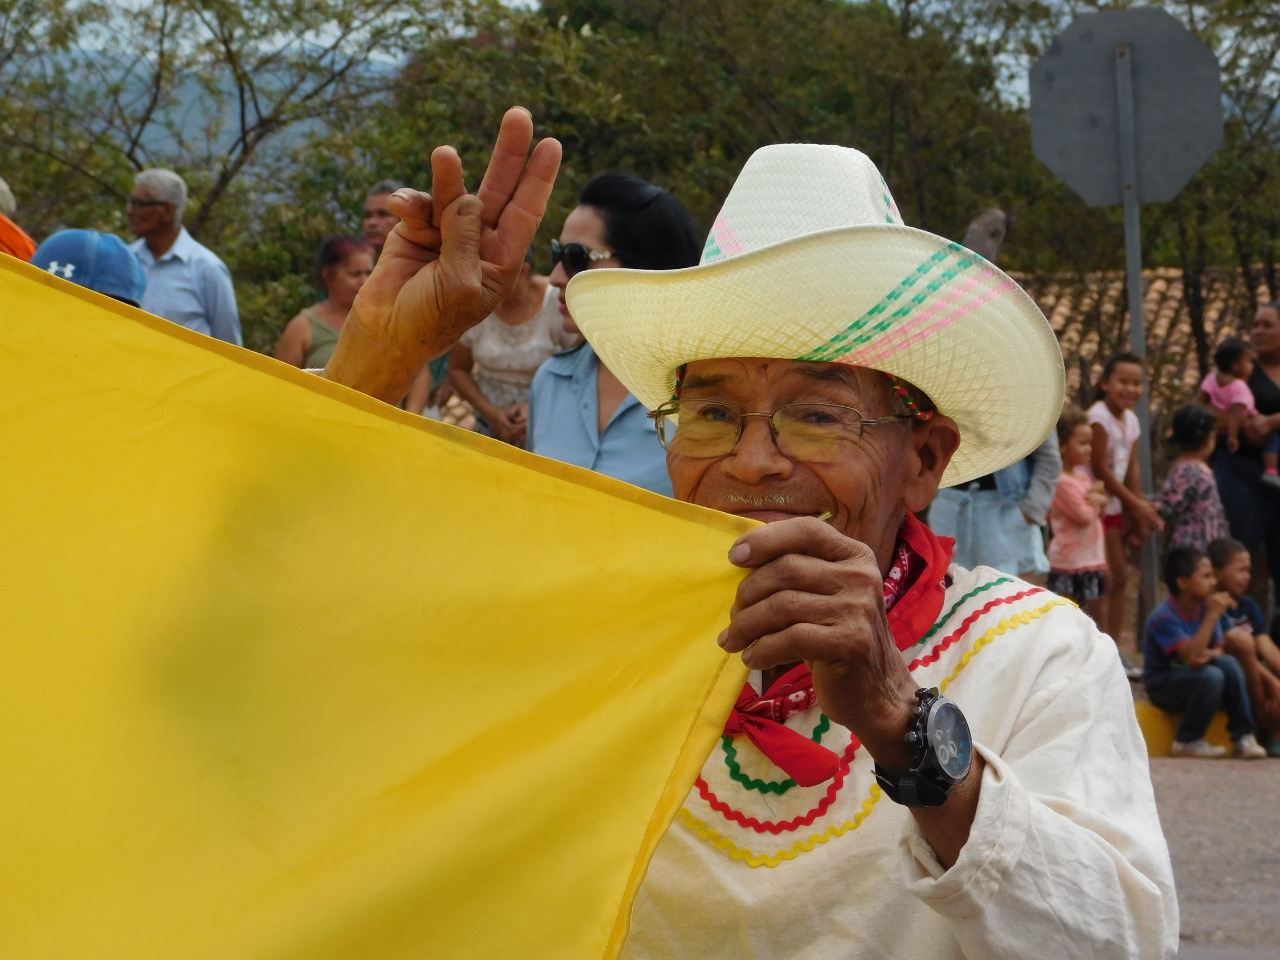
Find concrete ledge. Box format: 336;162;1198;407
1135;700;1232;757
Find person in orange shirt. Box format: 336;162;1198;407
0;176;36;261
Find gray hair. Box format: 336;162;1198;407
366;179;406;198
0;176;14;217
135;169;187;221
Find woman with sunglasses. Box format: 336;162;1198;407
527;173;701;494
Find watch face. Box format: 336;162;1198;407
927;700;973;782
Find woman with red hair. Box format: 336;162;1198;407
274;235;373;368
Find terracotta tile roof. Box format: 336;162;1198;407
1014;266;1275;479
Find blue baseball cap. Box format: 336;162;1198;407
31;229;147;307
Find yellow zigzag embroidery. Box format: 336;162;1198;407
939;597;1073;691
677;785;883;868
682;595;1073;867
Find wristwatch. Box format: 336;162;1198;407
874;687;973;807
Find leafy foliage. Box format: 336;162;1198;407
2;0;1278;359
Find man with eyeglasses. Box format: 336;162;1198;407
323;109;1176;958
127;169;241;346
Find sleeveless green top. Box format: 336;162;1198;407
303;308;341;368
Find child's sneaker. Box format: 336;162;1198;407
1169;738;1228;758
1234;733;1267;759
1260;471;1280;492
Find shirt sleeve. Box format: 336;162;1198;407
1053;474;1099;525
198;259;242;347
1244;596;1266;634
1019;433;1061;525
898;610;1178;959
1152;464;1189;523
1147;605;1195;656
1222;379;1256;411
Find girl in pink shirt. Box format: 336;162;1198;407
1048;406;1108;621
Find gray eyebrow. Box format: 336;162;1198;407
680;373;731;391
678;363;869;398
791;365;863;391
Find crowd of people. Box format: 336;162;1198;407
951;320;1280;760
5;107;1225;954
6;149;1280;771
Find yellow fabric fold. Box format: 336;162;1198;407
0;255;751;959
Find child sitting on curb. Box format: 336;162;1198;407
1143;546;1267;758
1208;537;1280;757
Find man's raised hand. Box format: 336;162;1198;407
326;108;562;404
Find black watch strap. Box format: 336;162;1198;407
873;766;952;807
872;687;971;808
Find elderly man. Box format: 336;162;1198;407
127;169;241;346
326;109;1176;958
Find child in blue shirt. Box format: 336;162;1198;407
1207;537;1280;756
1143;546;1266;758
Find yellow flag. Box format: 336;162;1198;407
0;255;750;959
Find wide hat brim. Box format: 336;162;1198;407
567;223;1065;487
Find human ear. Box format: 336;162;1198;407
902;414;961;514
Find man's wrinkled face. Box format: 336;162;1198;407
666;358;954;568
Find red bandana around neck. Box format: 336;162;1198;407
723;512;955;786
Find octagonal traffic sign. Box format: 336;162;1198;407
1030;7;1223;206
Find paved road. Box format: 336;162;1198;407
1149;758;1280;958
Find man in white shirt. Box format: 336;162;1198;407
323;108;1178;959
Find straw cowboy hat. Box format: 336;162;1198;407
565;144;1065;487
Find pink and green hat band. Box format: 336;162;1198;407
797;242;985;363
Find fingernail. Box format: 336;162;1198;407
717;629;729;648
728;542;750;565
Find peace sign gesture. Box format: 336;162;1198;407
326;108;562;404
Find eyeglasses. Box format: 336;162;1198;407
550;239;613;278
650;399;914;461
125;198;169;210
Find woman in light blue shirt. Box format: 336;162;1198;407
528;174;700;496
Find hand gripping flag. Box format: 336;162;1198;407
0;255;750;959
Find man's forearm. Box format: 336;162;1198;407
324;315;446;406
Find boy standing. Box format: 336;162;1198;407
1143;546;1267;758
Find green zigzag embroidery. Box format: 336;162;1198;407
796;242;982;363
910;575;1015;649
721;714;831;795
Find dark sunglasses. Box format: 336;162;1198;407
550;239;613;278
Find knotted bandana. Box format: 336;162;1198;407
723;512;954;786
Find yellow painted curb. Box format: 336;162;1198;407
1135;700;1232;757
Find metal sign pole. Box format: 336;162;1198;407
1115;43;1159;630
